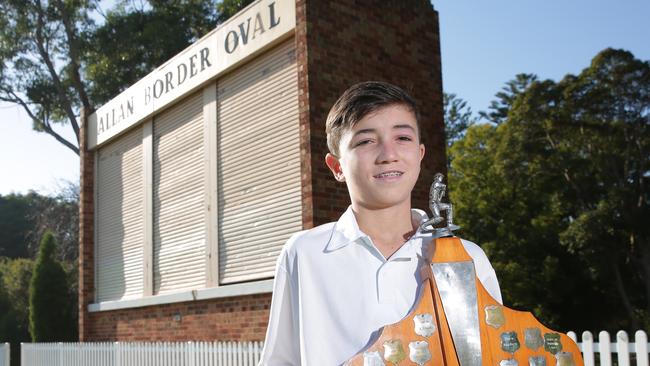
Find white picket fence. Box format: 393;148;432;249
568;330;649;366
0;343;9;366
21;341;263;366
18;331;650;366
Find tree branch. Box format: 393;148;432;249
0;90;80;155
613;261;640;329
633;236;650;314
55;0;91;113
91;0;108;21
33;0;80;144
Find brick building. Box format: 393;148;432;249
79;0;446;341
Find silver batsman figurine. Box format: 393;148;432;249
419;172;460;237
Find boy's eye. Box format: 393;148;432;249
354;139;373;147
398;136;413;141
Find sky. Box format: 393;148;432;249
1;0;649;196
433;0;650;112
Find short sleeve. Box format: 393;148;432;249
258;242;301;365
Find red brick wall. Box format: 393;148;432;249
84;294;271;341
79;0;444;342
297;0;446;227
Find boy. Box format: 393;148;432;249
259;81;501;365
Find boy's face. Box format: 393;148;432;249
325;104;425;210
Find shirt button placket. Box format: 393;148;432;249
377;261;394;304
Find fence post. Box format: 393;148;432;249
203;341;209;366
636;330;649;366
598;331;612;366
254;341;262;365
246;342;253;366
115;342;121;366
617;330;630;366
227;342;233;366
236;342;242;366
217;341;223;366
582;331;594;366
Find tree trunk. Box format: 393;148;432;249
613;261;640;329
34;0;80;144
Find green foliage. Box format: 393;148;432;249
0;0;95;154
84;0;219;105
443;92;476;147
450;49;650;332
0;183;79;262
0;194;31;258
1;0;252;154
216;0;255;23
24;182;79;262
0;187;78;362
479;73;538;125
0;258;33;366
29;232;76;342
0;271;15;342
0;258;34;331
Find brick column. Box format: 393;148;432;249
296;0;446;226
295;0;314;230
78;107;95;341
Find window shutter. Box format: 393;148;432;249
96;127;144;301
217;40;302;284
153;91;206;294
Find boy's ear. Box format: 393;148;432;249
325;153;345;182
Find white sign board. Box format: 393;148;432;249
87;0;295;149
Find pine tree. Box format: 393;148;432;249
29;231;75;342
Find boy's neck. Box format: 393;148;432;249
351;201;416;259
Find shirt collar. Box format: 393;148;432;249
325;206;431;252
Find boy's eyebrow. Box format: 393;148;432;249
352;128;376;137
393;124;417;133
352;124;417;137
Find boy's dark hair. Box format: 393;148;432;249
325;81;421;157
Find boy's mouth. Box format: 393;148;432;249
373;171;404;179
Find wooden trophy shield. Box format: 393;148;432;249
346;237;584;366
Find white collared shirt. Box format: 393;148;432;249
259;206;502;366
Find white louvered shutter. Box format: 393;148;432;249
217;39;302;284
153;91;206;295
96;127;144;301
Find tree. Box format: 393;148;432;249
0;277;18;366
479;73;537;125
216;0;255;23
443;92;476;147
1;0;252;154
29;231;75;342
0;258;34;336
0;271;15;342
84;0;219;105
0;194;31;258
0;258;33;366
0;0;94;154
0;183;79;262
449;49;649;332
25;181;79;263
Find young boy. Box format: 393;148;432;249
259;81;502;365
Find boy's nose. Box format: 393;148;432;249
376;141;398;163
